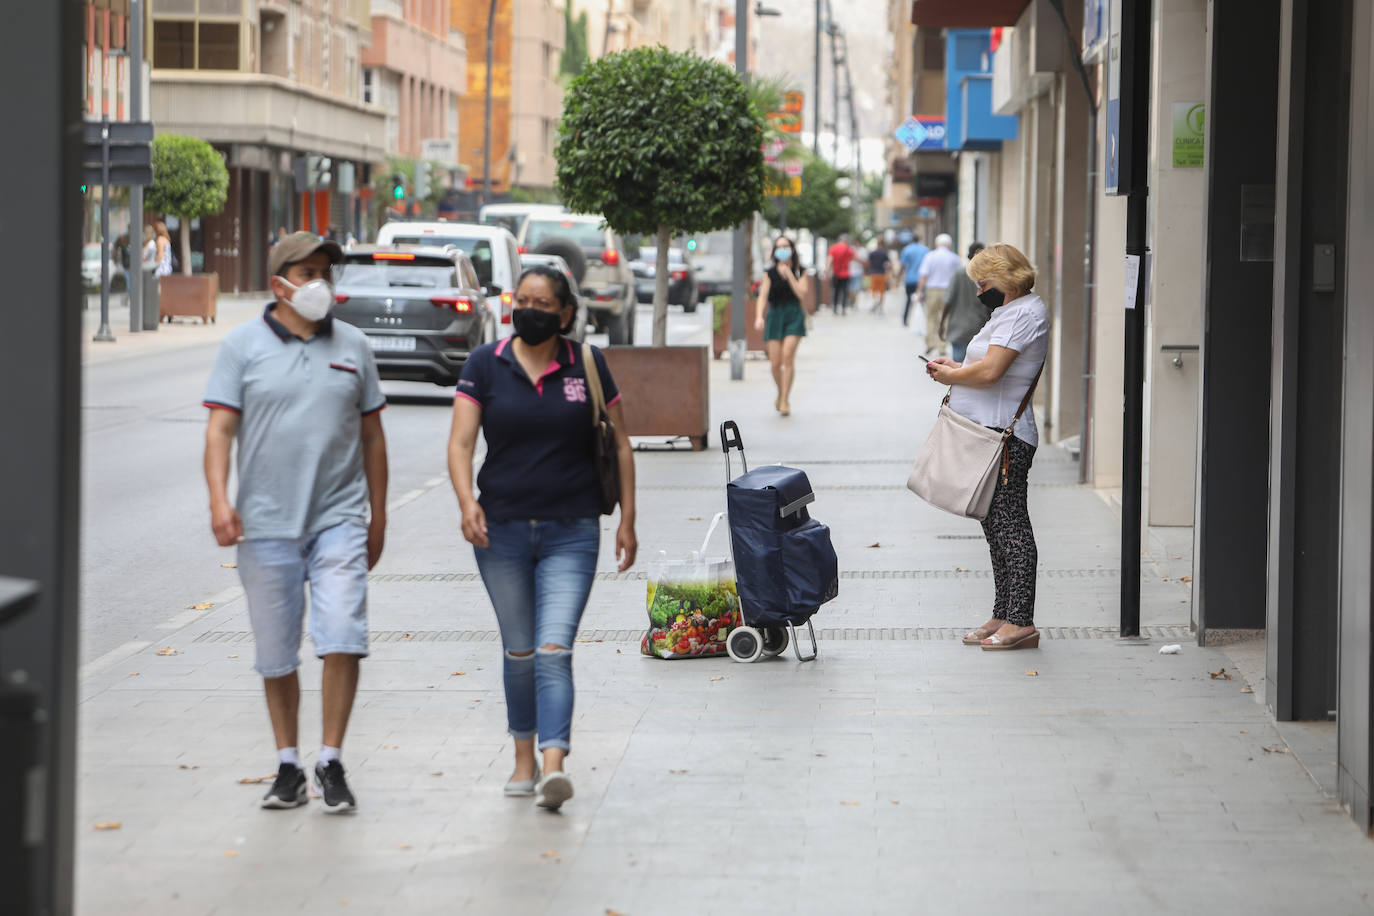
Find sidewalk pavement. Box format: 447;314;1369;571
81;293;268;367
76;293;1374;915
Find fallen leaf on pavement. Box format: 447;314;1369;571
155;648;178;656
1180;575;1193;583
93;821;122;831
955;567;964;572
451;671;466;676
186;602;214;610
1025;670;1038;677
607;910;630;916
382;744;398;749
223;850;238;858
127;672;139;677
669;769;688;775
227;654;239;659
687;517;701;521
1241;686;1253;694
616;649;622;654
891;800;900;805
1262;745;1291;755
1209;668;1233;680
220;563;237;569
402;633;413;639
708;676;724;682
397;843;412;851
237;774;276;784
867;542;881;548
430;771;443;777
840;801;860;807
179;764;199;770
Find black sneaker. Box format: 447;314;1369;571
314;760;356;814
261;763;307;809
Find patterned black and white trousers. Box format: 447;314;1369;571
981;434;1037;627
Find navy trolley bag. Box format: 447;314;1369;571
720;421;838;663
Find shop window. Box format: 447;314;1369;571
921;30;944;71
153;20;195;69
198;22;240;70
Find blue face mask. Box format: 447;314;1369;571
775;248;793;262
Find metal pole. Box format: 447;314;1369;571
1119;0;1152;638
730;0;748;381
128;0;144;333
779;196;788;233
829;13;839;164
94;117;115;342
812;0;821;156
483;0;497;210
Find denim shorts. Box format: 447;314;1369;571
236;520;370;677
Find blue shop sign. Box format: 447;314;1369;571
894;115;946;152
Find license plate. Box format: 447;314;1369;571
368;336;416;352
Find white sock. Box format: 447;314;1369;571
278;746;301;768
318;745;341;766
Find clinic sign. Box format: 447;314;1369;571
1172;102;1205;167
894;115;947;152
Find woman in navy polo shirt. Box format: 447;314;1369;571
448;266;637;811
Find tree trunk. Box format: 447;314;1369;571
178;219;192;276
652;224;671;348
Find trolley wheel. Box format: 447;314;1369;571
761;626;790;657
726;626;764;663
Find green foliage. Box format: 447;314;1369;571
145;134;228;220
711;294;731;334
510;185;562;205
554;46;766;238
560;8;589;79
764;152;852;239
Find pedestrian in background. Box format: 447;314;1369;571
826;233;857;315
202;232;389;812
939;242;990;362
755;235;810;416
899;233;930;328
153;221;173;277
915;234;964;357
448;265;638;812
925;243;1049;651
141;225;158;269
865;240;893;315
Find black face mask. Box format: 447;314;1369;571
512;308;562;345
977;287;1006;309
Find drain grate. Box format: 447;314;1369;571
193;625;1190;645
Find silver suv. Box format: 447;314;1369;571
518;213;637;345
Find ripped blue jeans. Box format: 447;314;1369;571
473;518;600;752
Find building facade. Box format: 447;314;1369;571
361;0;465;166
148;0;386;291
452;0;563;202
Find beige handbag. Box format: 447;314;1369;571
906;368;1041;521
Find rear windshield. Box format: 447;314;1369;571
338;260;457;288
388;236;493;287
481;214;522;235
525;219;605;250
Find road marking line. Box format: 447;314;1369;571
80;640;152;680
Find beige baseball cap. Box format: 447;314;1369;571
269;231;344;276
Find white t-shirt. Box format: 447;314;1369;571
947;293;1049;446
917;247;963;290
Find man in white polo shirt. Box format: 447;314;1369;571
202;232;389;813
915;233;964;357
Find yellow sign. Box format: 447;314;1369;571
767;176;802;197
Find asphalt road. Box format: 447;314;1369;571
79;302;711;665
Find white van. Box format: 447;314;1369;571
478;202;565;240
375;221;522;320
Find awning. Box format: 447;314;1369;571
910;0;1031;27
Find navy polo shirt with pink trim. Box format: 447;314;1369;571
203;303;386;539
456;335;620;521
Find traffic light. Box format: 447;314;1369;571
414;161;431;201
686;238;697;252
391;172;406;201
307;155;332;190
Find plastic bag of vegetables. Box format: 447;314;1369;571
641;513;738;659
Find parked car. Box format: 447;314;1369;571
479;202;565;241
517;213;638;345
82;242;124;291
330;245;497;387
518;252;589;342
631;246;699;312
375;221;522;324
690;230;736;300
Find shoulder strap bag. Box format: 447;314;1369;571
906;364;1043;521
582;342;621;516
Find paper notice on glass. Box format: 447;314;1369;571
1125;254;1141;310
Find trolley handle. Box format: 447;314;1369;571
720;420;748;479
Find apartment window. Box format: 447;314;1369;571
921;30;945;71
362;67;375;104
153;20;195;69
197;22;240;69
321;26;332;86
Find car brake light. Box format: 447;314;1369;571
373;252;416;260
500;291;514;324
334;293;349;304
431;296;473;312
517;245;527;254
670;269;687;281
602;248;619;266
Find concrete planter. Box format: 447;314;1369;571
601;345;710;451
711;296;766;359
159;273;218;324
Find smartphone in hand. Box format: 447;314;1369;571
916;354;929;364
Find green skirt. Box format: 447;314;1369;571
764;300;807;341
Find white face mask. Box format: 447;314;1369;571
279;277;334;321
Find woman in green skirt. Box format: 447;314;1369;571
754;235;810;416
